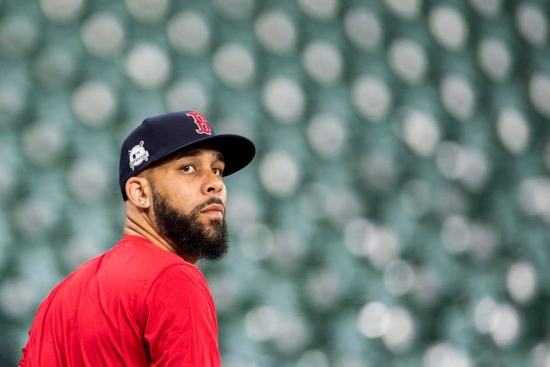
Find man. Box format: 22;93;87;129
19;111;256;366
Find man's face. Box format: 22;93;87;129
146;147;229;261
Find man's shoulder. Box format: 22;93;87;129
110;238;210;304
65;235;192;291
107;235;191;275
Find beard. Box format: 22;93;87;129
151;187;229;261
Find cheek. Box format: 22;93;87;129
162;185;195;211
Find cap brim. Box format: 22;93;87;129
169;134;256;177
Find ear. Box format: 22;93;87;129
125;176;151;208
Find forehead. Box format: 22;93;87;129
171;146;225;162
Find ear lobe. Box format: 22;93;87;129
126;177;150;208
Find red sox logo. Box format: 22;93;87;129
186;111;212;135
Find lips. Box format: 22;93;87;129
200;204;225;218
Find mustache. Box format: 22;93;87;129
192;197;226;214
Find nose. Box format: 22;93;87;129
203;172;224;195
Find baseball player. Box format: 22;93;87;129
19;111;256;366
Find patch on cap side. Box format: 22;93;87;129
129;141;149;171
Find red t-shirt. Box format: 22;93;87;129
19;235;221;367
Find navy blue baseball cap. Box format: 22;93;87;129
119;111;256;199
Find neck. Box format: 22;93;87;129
123;204;198;264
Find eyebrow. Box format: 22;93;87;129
174;149;225;163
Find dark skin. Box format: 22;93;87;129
123;146;227;264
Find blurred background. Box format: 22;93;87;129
0;0;549;366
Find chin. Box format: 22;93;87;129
203;216;224;225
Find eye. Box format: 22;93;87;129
181;165;196;173
212;167;223;176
